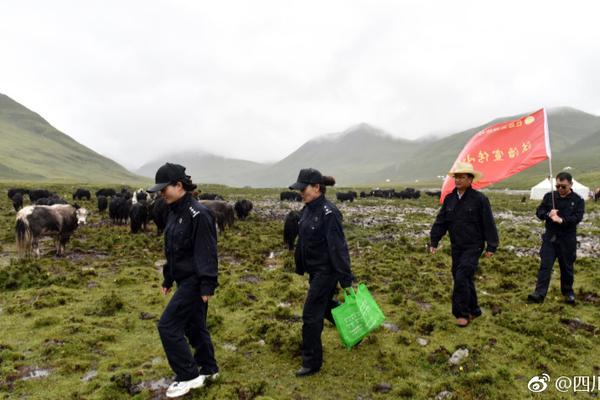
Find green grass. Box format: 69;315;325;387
0;183;599;399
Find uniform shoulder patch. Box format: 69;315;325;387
323;205;333;216
189;206;200;218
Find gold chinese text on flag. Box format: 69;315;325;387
441;108;551;202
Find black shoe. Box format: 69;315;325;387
527;293;544;304
565;294;576;305
295;367;320;377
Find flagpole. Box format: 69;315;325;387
544;107;555;209
548;157;555;210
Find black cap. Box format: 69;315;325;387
147;163;188;193
289;168;323;190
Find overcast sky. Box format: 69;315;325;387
2;1;599;170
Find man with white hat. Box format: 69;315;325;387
429;162;499;327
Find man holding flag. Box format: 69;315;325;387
429;162;499;327
430;108;554;326
527;171;585;305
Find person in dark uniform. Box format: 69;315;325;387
429;162;499;327
147;163;219;398
289;168;354;377
527;172;585;305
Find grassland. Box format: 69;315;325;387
0;183;599;399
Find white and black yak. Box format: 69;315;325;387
15;204;88;258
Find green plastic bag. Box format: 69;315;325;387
332;283;385;349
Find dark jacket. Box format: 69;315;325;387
294;194;354;287
162;193;219;296
430;187;499;252
536;190;584;239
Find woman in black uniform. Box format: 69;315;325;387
289;168;354;377
147;163;219;398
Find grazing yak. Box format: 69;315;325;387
280;191;302;202
132;189;148;204
198;193;224;200
370;189;395;198
595;188;600;201
394;188;421;199
35;196;68;205
109;196;131;225
73;188;91;200
150;197;169;235
29;189;53;203
336;191;357;202
15;204;88;257
8;188;29;200
199;200;235;233
425;190;442;198
119;188;133;200
283;210;301;250
97;195;108;213
96;188;117;198
130;201;150;233
12;193;24;212
234;199;253;220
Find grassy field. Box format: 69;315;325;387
0;183;599;400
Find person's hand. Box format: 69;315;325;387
429;246;437;255
201;295;211;303
549;209;558;218
161;287;172;296
551;215;563;224
484;251;494;258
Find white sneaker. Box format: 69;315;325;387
165;374;208;398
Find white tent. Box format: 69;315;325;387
530;177;591;200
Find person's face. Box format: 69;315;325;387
160;182;185;204
555;178;572;197
453;173;473;191
300;184;321;204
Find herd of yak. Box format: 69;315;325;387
6;186;442;259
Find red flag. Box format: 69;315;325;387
440;108;551;202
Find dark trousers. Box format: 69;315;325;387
302;272;338;370
158;276;218;381
534;236;576;298
451;246;482;319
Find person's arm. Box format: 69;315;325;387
536;193;553;221
162;263;174;289
192;210;219;296
481;196;499;253
324;210;354;288
429;200;448;250
558;197;585;227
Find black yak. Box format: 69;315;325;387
234;199;253;220
283;210;301;250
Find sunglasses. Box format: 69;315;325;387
555;184;569;190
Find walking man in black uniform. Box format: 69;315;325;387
528;172;585;305
290;168;354;376
148;163;219;398
429;162;499;327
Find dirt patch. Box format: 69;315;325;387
560;318;597;334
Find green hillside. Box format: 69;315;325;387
0;93;142;183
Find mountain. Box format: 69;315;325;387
0;93;141;183
6;91;597;188
245;123;420;187
156;107;600;188
136;152;269;187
